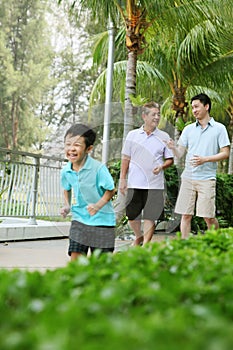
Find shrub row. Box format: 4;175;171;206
0;229;233;349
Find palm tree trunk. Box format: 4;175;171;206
228;134;233;174
123;50;137;140
172;84;187;168
174;120;181;166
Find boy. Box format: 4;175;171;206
60;123;116;260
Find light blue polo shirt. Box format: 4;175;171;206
61;156;116;226
179;118;230;180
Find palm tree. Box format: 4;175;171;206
58;0;233;157
58;0;156;139
58;2;214;133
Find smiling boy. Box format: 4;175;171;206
60;123;116;260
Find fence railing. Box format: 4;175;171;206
0;148;66;224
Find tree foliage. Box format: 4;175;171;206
0;0;101;152
0;0;54;150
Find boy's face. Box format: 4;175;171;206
64;134;92;164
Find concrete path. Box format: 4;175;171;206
0;238;70;272
0;238;136;272
0;234;175;272
0;217;176;272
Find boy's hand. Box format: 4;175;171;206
60;205;70;218
87;203;99;216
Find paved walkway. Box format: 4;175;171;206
0;216;176;272
0;238;132;272
0;238;70;272
0;234;176;272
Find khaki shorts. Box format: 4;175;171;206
175;178;216;218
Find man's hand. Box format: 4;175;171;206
153;165;163;175
190;155;204;167
119;178;127;195
164;139;186;159
165;138;176;150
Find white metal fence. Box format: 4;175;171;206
0;148;66;222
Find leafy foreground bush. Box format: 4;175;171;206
1;230;233;350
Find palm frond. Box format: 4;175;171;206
89;60;168;106
90;31;109;66
78;0;121;27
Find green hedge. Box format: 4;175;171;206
0;229;233;349
216;173;233;227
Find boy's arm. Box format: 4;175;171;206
60;189;71;218
87;189;115;216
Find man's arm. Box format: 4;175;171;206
191;146;230;166
166;139;186;159
119;155;130;195
153;158;174;175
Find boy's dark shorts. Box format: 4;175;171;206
68;220;115;256
126;188;164;221
68;239;114;256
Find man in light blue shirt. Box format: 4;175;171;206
167;93;230;238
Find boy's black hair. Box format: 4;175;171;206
64;123;96;148
191;93;212;114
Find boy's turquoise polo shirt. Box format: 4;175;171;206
179;118;230;180
61;156;116;226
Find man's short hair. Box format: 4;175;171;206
191;93;211;113
142;102;160;115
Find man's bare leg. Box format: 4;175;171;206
128;219;143;245
180;214;192;239
143;219;155;245
204;217;219;230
